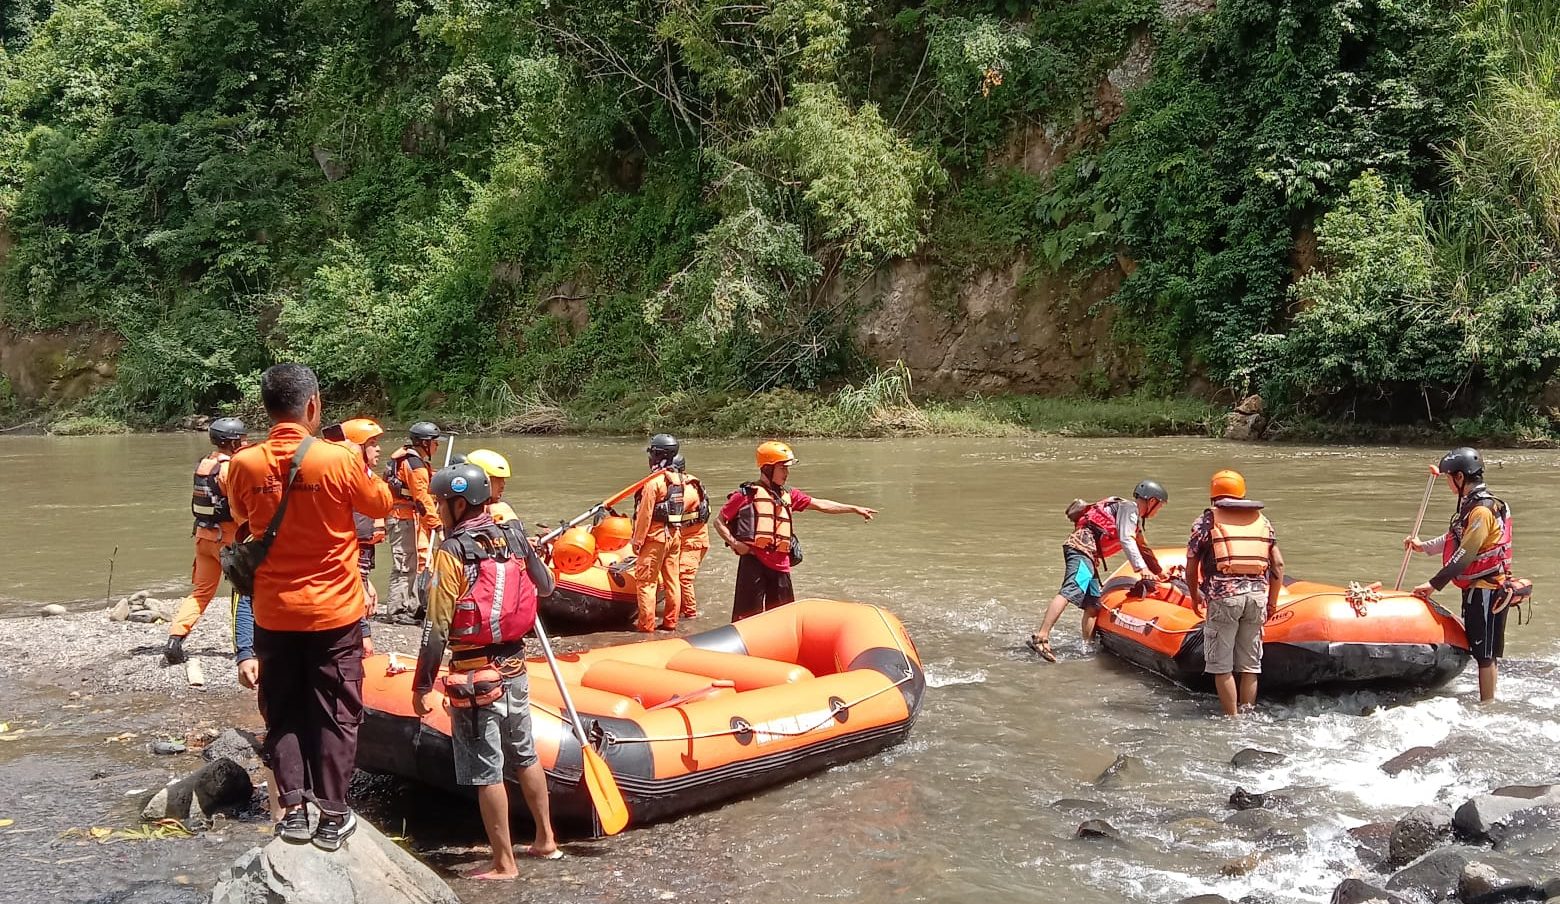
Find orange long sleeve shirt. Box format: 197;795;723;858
227;422;395;632
632;471;678;548
390;449;440;533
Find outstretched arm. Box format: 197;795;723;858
807;498;877;520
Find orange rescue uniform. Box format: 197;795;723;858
631;471;684;632
677;476;709;619
170;452;241;637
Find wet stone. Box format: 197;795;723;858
1093;754;1148;789
1387;845;1482;898
1224;808;1276;832
1228;787;1275;810
1177;897;1232;904
1454;784;1560;840
1076;819;1120;839
1460;854;1549;904
1232;748;1286;769
1051;798;1104;812
1330;878;1409;904
1389;805;1451;867
40;604;68;617
1489;804;1560;857
1379;744;1451;776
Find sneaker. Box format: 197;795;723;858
312;810;357;851
163;635;188;666
275;807;311;844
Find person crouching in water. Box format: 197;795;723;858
413;462;560;873
1029;480;1169;662
1185;470;1283;717
1404;447;1512;703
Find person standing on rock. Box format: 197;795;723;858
385;421;443;624
1404;447;1513;703
1184;470;1284;717
165;417;250;665
413;463;560;873
630;434;686;632
334;418;387;653
227;363;394;851
671;453;710;621
1028;480;1169;662
714;441;878;622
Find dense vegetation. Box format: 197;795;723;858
0;0;1556;436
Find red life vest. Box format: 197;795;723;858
1076;497;1127;558
444;522;539;648
1443;488;1512;589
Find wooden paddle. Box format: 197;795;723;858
1394;464;1441;591
523;469;666;836
532;615;630;836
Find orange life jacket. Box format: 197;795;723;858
1445;488;1512;589
639;472;695;527
385;446;428;502
728;483;794;553
1208;506;1274;576
191;452;232;530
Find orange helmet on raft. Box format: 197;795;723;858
1210;469;1247;501
756;441;798;469
551;526;598;575
592;515;633;552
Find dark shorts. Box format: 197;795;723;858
1058;546;1103;610
732;555;795;622
1462;587;1507;666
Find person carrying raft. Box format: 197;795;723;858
1184;470;1284;717
1404;447;1515;703
412;462;560;872
165;416;249;665
1028;479;1169;662
714;441;878;622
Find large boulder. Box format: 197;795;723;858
1454;784;1560;840
1388;805;1452;867
1386;845;1482;899
210;816;459;904
141;757;252;822
1459;854;1549;904
202;729;263;770
1378;744;1452;776
1329;878;1408;904
1489;804;1560;857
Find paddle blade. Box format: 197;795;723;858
581;746;630;836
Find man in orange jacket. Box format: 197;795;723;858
671;454;710;620
630;434;686;632
385;421;441;623
228;364;394;851
165;417;249;665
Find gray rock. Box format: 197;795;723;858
1379;744;1452;776
1460;854;1548;904
1454;784;1560;840
1489;804;1560;857
1224;808;1276;831
210;816;459;904
141;757;252;822
203;728;263;768
128;610;163;624
40;603;68;617
150;740;187;756
130;590;151;602
1329;879;1409;904
1349;821;1395;869
1387;845;1481;898
108;597;132;621
1051;798;1104;812
1076;819;1120;839
1093;754;1147;789
1224;412;1268;442
1228;787;1275;810
1178;897;1233;904
1232;748;1286;769
144;599;179;622
1389;805;1452;867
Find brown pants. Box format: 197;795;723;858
678;528;709;617
170;536;225;637
255;620;363;814
633;534;682;631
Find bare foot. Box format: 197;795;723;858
465;862;519;880
520;844;563;860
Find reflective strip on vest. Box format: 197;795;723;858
1445;495;1513;588
1209;508;1273;576
489;555;507;643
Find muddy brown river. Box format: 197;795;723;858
2;435;1557;904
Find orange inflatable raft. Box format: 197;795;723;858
542;547;639;633
357;599;924;833
1095;551;1470;692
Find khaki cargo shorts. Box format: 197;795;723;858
1203;589;1266;674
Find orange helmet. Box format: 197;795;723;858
1210;469;1247;500
340;418;384;445
551;527;597;575
592;515;633;552
756;441;798;469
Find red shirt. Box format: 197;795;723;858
719;485;811;573
228;422;394;632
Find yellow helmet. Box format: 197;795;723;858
466;449;512;479
756;441;798;468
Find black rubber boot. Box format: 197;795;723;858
163;635;188;665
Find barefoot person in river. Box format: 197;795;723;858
1185;470;1283;717
228;364;394;850
1404;447;1513;703
1028;480;1168;662
413;463;560;874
